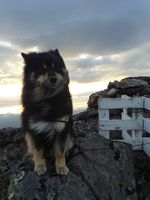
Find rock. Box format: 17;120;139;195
87;90;115;108
1;116;137;200
73;108;98;121
87;92;101;108
88;76;150;108
0;128;26;200
108;78;148;89
133;151;150;200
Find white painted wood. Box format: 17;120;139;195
143;138;150;157
121;111;131;119
99;119;140;130
98;96;150;156
99;97;143;109
143;118;150;133
121;111;132;144
132;109;143;150
143;97;150;110
122;131;132;144
99;109;110;139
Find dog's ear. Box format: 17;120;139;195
21;53;27;60
54;49;60;55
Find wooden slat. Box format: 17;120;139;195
131;109;143;149
99;119;141;131
143;138;150;157
121;110;133;144
99;109;110;139
99;97;143;109
122;130;132;144
144;97;150;110
143;118;150;133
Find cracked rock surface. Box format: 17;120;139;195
0;113;138;200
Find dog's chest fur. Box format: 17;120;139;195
29;115;68;140
30;120;66;133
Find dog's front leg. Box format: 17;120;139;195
54;142;69;175
25;133;47;175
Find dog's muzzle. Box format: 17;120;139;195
47;76;58;87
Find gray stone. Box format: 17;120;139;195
5;117;137;200
88;76;150;108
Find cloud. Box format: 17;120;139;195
1;0;150;113
0;44;23;84
67;41;150;83
9;17;143;57
0;0;150;57
0;96;20;107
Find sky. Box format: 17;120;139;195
1;0;150;114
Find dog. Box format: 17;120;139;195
21;49;73;176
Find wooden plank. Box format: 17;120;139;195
143;138;150;157
121;112;131;120
99;109;110;139
122;130;132;144
143;118;150;134
99;119;142;131
144;97;150;110
99;97;143;109
132;109;143;150
121;110;133;144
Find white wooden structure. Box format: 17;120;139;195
98;96;150;157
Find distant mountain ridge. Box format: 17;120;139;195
0;109;83;129
0;114;21;129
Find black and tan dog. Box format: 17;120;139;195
21;49;73;175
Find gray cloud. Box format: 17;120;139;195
1;0;150;112
0;0;150;56
9;17;143;57
0;46;22;84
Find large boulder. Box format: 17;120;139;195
88;76;150;108
0;114;137;200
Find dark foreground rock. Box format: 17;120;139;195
0;113;138;200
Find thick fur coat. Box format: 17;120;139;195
21;49;73;175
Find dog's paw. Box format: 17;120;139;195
56;166;69;176
35;165;47;175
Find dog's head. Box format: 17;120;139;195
21;49;69;99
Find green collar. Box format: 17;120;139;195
55;115;69;123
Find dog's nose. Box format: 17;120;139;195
49;77;57;85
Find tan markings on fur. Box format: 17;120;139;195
54;143;69;175
44;72;48;81
55;152;65;169
56;73;64;83
37;73;48;83
33;87;44;101
25;133;46;175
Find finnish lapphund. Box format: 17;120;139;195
21;49;73;175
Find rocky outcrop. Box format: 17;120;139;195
88;76;150;108
1;114;137;200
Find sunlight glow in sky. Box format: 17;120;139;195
0;84;21;97
0;80;107;114
1;0;150;114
